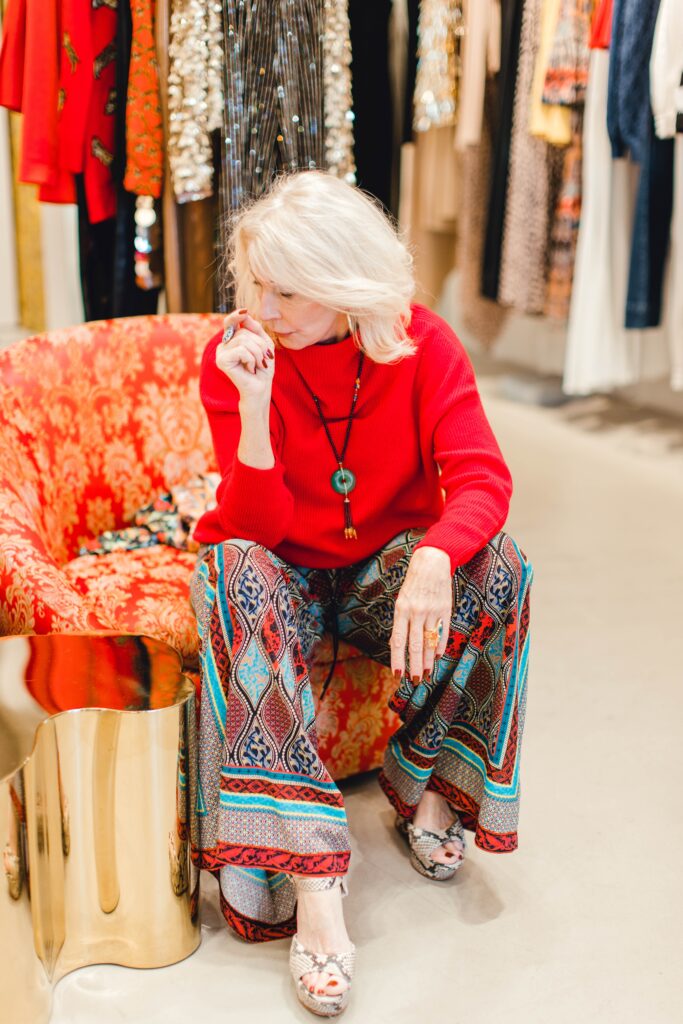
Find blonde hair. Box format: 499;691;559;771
227;172;416;363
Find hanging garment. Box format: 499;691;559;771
110;1;161;316
0;0;117;222
191;529;532;940
397;128;459;306
542;0;593;107
590;0;613;49
455;0;501;151
624;122;674;330
217;1;357;310
0;0;74;203
52;0;117;221
481;0;525;300
563;50;668;395
124;0;164;198
542;0;593;320
348;0;393;208
650;0;683;140
527;0;572;146
155;0;216;313
607;0;674;330
545;109;583;320
607;0;661;164
499;0;563;314
650;0;683;388
167;0;223;203
412;0;463;133
454;77;509;346
388;0;420;215
325;0;356;185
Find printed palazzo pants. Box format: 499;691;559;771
190;528;532;942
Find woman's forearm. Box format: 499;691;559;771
237;398;276;469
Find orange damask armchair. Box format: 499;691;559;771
0;315;398;777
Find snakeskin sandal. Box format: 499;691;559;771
395;812;466;881
290;875;356;1018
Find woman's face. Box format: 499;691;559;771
253;276;348;350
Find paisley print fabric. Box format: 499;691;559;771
0;313;402;782
191;529;532;941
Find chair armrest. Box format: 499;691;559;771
0;537;106;635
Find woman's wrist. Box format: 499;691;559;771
239;394;271;418
238;397;275;469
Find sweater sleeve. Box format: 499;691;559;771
413;317;512;573
197;333;295;550
650;0;683;140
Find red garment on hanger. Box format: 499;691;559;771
124;0;163;198
0;0;74;202
0;0;116;221
590;0;613;49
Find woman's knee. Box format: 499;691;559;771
456;532;528;620
485;531;532;613
217;538;289;613
219;537;282;574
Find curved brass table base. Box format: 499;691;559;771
0;634;199;1024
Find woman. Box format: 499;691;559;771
191;171;532;1017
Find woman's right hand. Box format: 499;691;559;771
215;309;275;404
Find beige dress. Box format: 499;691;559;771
499;0;562;315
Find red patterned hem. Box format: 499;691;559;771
217;886;297;943
191;841;351;876
378;771;519;854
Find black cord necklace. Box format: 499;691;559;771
290;349;365;540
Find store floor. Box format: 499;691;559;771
51;381;683;1024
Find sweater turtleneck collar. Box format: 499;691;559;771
313;330;353;347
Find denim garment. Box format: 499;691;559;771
608;0;674;328
625;126;674;328
607;0;661;163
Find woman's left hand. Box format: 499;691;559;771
390;546;452;684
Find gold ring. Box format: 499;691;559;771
423;626;440;649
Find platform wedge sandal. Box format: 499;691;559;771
290;875;356;1018
395;811;466;881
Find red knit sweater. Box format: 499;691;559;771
194;304;512;574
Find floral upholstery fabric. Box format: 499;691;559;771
62;546;202;668
0;314;399;779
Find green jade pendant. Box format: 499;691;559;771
331;468;356;494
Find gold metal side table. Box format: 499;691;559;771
0;634;199;1024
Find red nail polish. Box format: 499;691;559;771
267;348;274;358
394;669;402;680
237;307;248;314
411;675;420;685
262;358;268;369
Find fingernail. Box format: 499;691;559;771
237;307;248;314
422;670;431;682
267;348;274;358
411;675;420;685
394;669;402;680
261;358;268;369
